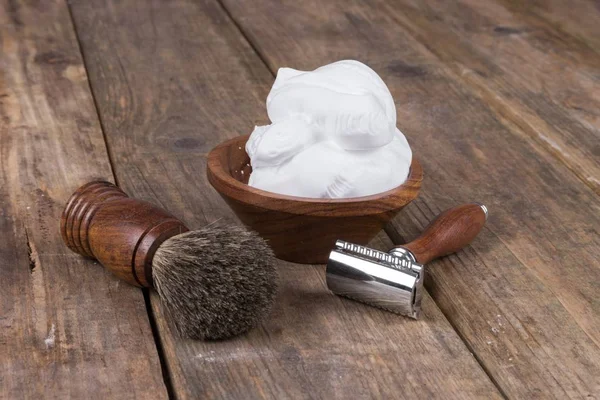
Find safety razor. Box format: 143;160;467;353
326;203;488;318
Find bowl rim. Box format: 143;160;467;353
207;135;423;216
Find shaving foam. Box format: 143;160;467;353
247;60;412;198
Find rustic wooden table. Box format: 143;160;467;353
2;0;599;398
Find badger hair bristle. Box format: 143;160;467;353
152;225;277;340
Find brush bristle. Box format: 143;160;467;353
152;225;277;340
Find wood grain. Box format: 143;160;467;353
68;0;501;398
0;1;167;398
497;0;600;52
372;0;600;195
207;135;422;263
217;0;600;397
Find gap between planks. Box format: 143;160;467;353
380;2;600;197
65;0;121;188
64;2;175;399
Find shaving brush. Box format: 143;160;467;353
60;181;277;340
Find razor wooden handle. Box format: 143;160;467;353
398;203;487;264
60;181;189;287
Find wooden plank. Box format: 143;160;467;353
371;0;600;195
0;1;167;398
68;0;502;398
217;0;600;398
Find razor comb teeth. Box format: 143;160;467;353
334;240;415;271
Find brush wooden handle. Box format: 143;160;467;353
397;203;487;264
60;181;189;287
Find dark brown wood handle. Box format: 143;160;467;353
60;181;189;287
397;203;488;264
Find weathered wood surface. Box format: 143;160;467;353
373;0;600;195
497;0;600;52
68;0;501;398
218;0;600;398
0;1;167;398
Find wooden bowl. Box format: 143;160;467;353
207;135;423;264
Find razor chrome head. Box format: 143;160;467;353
326;240;424;318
